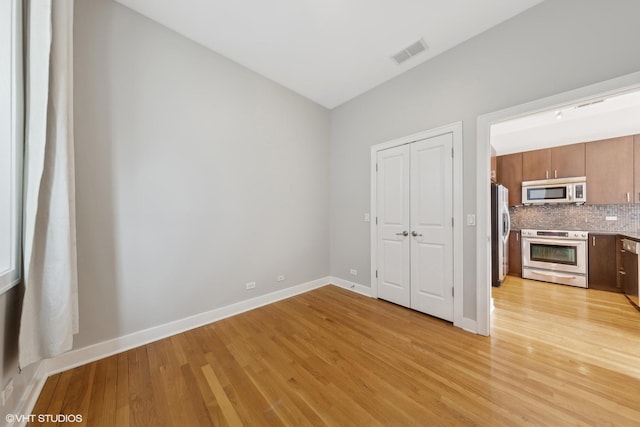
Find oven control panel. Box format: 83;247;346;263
521;229;588;240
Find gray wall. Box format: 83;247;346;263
329;0;640;320
73;0;330;348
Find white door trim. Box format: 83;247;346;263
476;71;640;336
370;121;465;328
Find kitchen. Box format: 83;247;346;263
490;89;640;311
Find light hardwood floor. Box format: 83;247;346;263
29;278;640;426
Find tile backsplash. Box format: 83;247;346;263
509;204;640;232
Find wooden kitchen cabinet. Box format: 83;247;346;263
588;234;620;292
508;230;522;277
616;235;624;290
551;143;585;179
497;152;522;206
522;143;585;181
586;136;634;204
634;135;640;203
522;149;551;181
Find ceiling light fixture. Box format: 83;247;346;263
575;99;605;109
555;111;563;120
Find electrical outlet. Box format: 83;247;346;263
245;282;256;290
277;275;285;282
364;213;370;222
350;269;358;276
2;379;14;406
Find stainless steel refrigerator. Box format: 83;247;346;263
491;184;510;287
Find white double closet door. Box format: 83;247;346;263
376;133;454;321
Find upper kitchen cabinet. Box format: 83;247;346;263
634;135;640;203
551;143;585;179
522;149;551;181
586;136;634;204
522;143;585;181
497;152;522;206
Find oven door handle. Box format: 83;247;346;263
523;238;583;246
527;270;578;280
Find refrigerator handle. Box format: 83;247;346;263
502;203;511;243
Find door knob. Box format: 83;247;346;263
412;231;422;237
396;231;408;236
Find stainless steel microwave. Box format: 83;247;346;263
521;177;587;205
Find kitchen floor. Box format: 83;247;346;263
492;275;640;380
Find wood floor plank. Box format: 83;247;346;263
115;352;130;427
37;369;75;427
145;341;176;426
98;355;118;427
127;346;161;427
28;280;640;426
201;364;243;426
155;337;203;427
85;357;108;427
28;372;60;421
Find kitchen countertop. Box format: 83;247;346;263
586;231;640;240
612;232;640;241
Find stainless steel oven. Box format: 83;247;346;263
521;229;588;288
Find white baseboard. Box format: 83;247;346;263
9;361;48;427
47;276;330;376
328;276;373;297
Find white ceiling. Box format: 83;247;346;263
114;0;543;109
491;89;640;155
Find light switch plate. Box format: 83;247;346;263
466;214;476;226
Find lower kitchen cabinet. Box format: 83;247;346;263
508;230;522;277
588;234;621;292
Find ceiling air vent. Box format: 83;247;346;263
391;39;428;65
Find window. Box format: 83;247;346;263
0;0;22;294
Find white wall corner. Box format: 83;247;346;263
328;276;374;297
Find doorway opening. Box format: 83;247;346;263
477;71;640;335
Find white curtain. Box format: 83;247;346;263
19;0;78;368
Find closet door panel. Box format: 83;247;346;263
410;133;454;321
376;145;411;307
